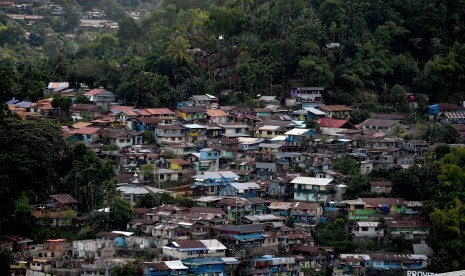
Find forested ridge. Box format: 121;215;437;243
1;0;465;107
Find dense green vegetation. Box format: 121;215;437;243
2;0;465;107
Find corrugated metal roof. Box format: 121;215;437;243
284;128;312;135
290;177;333;186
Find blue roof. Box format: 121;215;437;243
6;99;20;105
231;233;263;240
16;102;34;108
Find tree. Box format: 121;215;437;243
142;130;156;144
166;36;193;64
13;194;35;236
108;198;133;230
136;193;158;208
0;116;66;232
0;248;13;275
332;155;359;175
348;109;369;125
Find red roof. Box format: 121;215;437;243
84;88;106;96
370;181;392;187
317;118;352;128
69;127;101;135
169;240;206;249
49;194;78;204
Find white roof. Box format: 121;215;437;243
165;260;189;270
355;221;379;227
339;254;371;261
285;128;311;136
258;143;282;149
111;231;134;236
243;214;283;222
259;125;282;131
230;182;262;191
290;177;333;186
221;257;239;264
184;124;206;129
304;107;326;115
320;127;347;136
117;184;166;195
194;171;239;180
271;135;287;141
200;239;227;250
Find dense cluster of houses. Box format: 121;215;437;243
4;86;465;275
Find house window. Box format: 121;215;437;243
210;186;215;193
361;227;368;231
208;153;212;156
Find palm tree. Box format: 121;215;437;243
166;36;193;64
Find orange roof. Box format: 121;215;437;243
167;159;192;165
72;122;93;129
110;105;135;111
84;88;106;96
146;108;175;115
69;127;101;135
319;105;352;112
206;109;228;117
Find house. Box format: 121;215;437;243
343;198;406;220
358;119;401;132
206;109;228;124
155;169;179;183
189;94;219;106
70;104;101;121
216;224;265;251
191;171;239;196
182;257;239;276
240;255;299;276
258;143;282;161
163;239;227;260
155;125;187;144
256;125;286;139
284;128;316;146
43;82;70;96
386;219;430;240
292;177;338;202
144;260;189;276
216;197;253;223
176;106;207;122
34;209;80;227
72;240;115;259
290;87;324;103
84;88;116;109
369;254;428;270
198;148;221;171
453;124;465;138
268;202;323;225
2;235;33;253
255;162;278;179
338;254;371;276
184;124;208;144
317;118;354;129
166;159;194;171
258;96;279;105
318;105;352;119
117;182;166;206
29;239;72;272
440;112;465;124
146;108;176;124
44;194;78;211
68;127;101;142
370;181;392;194
218;123;250;138
219;182;264;198
350;221;383;238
